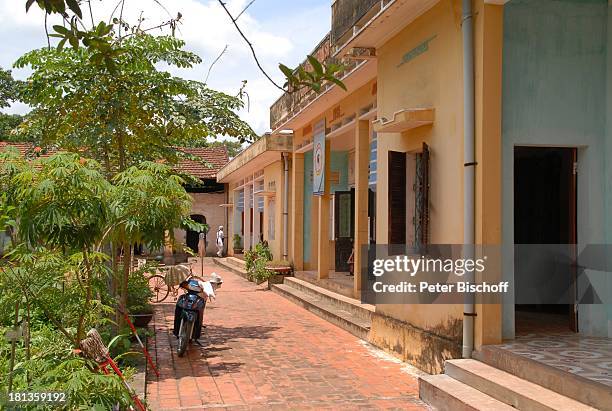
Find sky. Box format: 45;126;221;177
0;0;331;135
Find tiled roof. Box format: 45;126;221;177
0;142;229;179
175;146;229;179
0;142;53;158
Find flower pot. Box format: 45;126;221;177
130;313;153;328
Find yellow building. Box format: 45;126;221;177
220;3;612;407
217;133;293;262
263;0;503;373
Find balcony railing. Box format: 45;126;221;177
331;0;381;45
269;33;359;130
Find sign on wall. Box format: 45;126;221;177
313;118;326;195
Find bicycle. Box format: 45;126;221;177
147;262;204;303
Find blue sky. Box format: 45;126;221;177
0;0;331;134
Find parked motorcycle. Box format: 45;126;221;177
172;274;223;357
173;279;206;357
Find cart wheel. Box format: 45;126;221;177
148;275;169;303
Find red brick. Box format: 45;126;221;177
146;260;426;410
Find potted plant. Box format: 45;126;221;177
233;234;243;254
265;259;294;288
127;265;155;327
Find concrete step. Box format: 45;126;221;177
473;346;612;411
271;283;371;340
212;257;248;280
445;359;596;411
225;256;246;269
282;277;375;322
294;271;356;298
419;374;516;411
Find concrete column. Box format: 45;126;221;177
243;184;251;251
253;194;261;246
474;0;503;347
354;119;370;295
291;153;305;270
317;141;331;279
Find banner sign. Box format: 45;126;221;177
313;119;326;195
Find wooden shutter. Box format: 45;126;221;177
388;151;406;245
415;143;430;247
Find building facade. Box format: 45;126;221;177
217;133;293;261
223;0;612;378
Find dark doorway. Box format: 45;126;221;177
514;147;577;334
186;214;206;254
335;190;355;272
388;151;407;248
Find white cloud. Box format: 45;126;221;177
0;0;330;134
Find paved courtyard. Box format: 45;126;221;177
146;261;428;410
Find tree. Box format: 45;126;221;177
16;34;256;166
0;149;203;408
185;137;244;157
0;68;25;142
0;114;24;141
22;0;346;97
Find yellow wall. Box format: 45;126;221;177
369;0;467;370
374;0;464;329
263;160;284;260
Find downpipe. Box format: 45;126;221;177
462;0;476;359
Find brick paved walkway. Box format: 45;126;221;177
146;261;428;410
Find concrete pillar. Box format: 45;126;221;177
474;0;504;347
253;194;261;246
354;119;370;295
243;184;251;251
317;141;331;279
291;153;305;270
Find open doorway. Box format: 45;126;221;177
514;147;577;334
186;214;206;254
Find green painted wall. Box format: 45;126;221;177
302;150;350;264
502;0;610;337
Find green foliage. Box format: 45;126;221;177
279;58;346;94
0;324;133;410
0;67;20;109
0;149;202;407
232;234;242;249
126;264;155;314
14;34;256;156
185;138;244;157
244;242;273;283
0;113;25;141
111;161;197;249
0;67;26;142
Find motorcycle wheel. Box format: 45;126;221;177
177;319;190;357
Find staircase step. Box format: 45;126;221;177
419;374;516;411
271;283;371;340
212;257;248;280
445;359;596;411
283;277;375;321
474;346;612;411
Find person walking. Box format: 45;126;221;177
216;225;224;257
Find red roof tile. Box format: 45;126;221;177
0;142;53;158
0;142;229;179
175;146;229;179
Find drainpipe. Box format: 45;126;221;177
282;152;289;260
462;0;476;359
